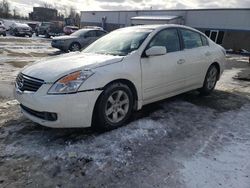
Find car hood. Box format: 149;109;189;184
52;35;77;40
22;52;124;82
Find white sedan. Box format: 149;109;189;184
15;24;225;130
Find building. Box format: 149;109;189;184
29;7;58;22
80;8;250;51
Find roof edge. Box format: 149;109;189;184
81;8;250;13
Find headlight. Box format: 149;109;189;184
48;70;94;94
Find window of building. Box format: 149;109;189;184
148;29;180;53
217;31;224;45
204;30;225;45
180;29;202;49
210;31;218;42
205;31;210;37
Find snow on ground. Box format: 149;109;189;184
181;104;250;188
0;36;60;98
0;36;58;65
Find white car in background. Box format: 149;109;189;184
0;21;6;36
15;24;225;130
9;23;33;37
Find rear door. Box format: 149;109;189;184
179;29;208;88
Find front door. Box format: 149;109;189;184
141;28;186;103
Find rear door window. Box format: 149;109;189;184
85;31;96;38
180;29;203;49
96;30;106;37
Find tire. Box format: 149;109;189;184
45;32;50;38
13;29;17;36
199;64;219;95
69;42;81;51
36;32;39;37
93;82;134;131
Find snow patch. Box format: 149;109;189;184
181;104;250;188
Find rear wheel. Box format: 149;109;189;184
93;83;134;131
69;42;81;51
199;64;219;95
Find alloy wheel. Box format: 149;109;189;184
206;66;218;90
105;90;130;123
71;43;80;51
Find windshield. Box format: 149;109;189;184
71;29;88;36
83;29;152;56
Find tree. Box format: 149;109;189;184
0;0;10;18
66;7;80;26
43;2;53;9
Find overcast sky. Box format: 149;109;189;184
9;0;250;16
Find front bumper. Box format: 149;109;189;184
14;84;102;128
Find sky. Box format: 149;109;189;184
8;0;250;16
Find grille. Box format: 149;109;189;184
16;73;44;92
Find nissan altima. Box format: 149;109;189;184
15;24;225;130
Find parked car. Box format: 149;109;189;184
0;21;6;36
14;24;225;130
36;21;64;38
51;28;107;52
35;22;50;36
63;25;79;35
27;22;39;33
9;23;32;37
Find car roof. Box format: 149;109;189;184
116;24;205;36
78;28;106;32
13;23;29;27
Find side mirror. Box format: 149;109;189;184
145;46;167;57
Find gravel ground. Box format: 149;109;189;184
0;37;250;188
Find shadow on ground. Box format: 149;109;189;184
2;88;249;145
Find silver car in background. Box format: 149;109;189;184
51;28;107;52
9;23;33;37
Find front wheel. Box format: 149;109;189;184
93;83;134;131
199;64;219;95
69;42;81;51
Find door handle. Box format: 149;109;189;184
177;59;185;64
